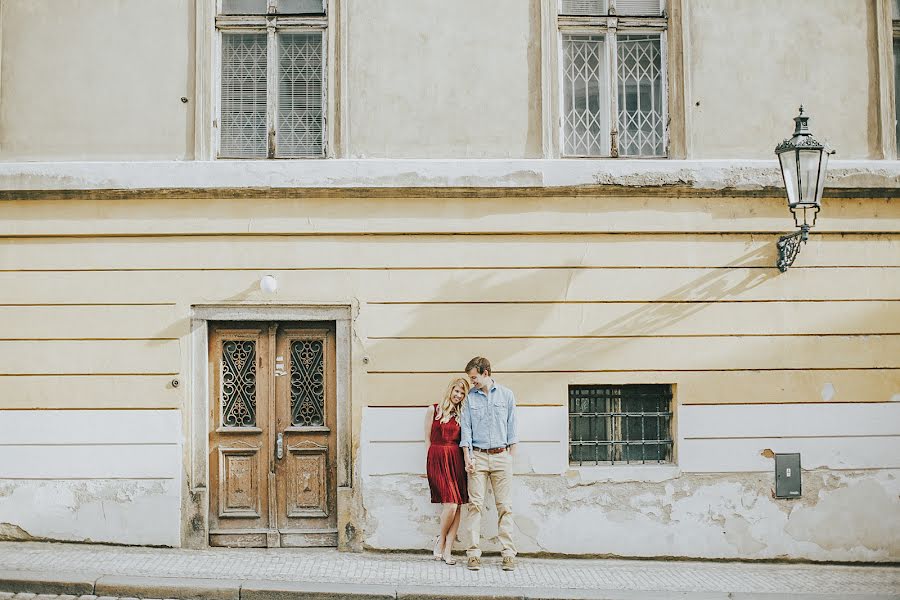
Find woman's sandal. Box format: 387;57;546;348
432;536;443;560
442;542;457;565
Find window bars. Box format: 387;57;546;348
217;0;326;158
569;384;673;465
559;0;667;157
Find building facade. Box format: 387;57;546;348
0;0;898;561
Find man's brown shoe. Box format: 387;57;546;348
501;556;516;571
466;556;482;571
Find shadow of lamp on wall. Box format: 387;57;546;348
774;106;836;272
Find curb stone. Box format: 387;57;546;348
396;585;525;600
0;571;97;595
94;576;241;600
240;580;396;600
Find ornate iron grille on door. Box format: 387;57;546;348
568;384;673;464
222;340;258;427
290;340;325;426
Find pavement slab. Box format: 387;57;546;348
0;542;897;599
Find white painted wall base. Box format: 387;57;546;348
0;479;180;546
363;470;900;562
360;405;900;561
0;409;182;547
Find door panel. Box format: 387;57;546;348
208;321;337;548
275;324;338;546
208;324;271;547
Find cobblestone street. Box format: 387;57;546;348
0;542;898;599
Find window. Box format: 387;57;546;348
216;0;327;158
568;384;673;465
558;0;667;157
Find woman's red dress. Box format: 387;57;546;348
426;404;469;504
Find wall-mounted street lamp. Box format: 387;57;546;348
774;107;835;272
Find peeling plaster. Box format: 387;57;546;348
0;479;180;546
362;470;900;562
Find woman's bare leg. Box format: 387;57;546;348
444;505;462;557
437;503;457;556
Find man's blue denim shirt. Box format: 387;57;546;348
459;381;519;450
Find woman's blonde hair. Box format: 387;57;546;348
435;377;470;423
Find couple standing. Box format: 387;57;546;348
425;356;518;571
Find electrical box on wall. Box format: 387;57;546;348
774;453;802;498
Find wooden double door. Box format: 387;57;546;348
208;321;337;547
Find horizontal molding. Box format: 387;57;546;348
0;159;898;195
0;444;181;478
680;403;900;438
1;196;896;237
0;409;181;444
1;233;896;271
363;370;900;406
0;304;179;340
2;267;897;304
365;336;900;372
0;339;180;375
680;436;900;472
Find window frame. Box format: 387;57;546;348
875;0;899;159
558;1;668;158
206;0;336;160
568;383;675;466
544;0;685;159
891;0;900;158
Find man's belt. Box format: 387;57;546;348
474;446;507;454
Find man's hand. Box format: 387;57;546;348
465;459;475;474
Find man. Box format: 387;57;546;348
459;356;518;571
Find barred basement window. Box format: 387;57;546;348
569;384;673;465
216;0;326;158
559;0;667;157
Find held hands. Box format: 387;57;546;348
465;459;475;474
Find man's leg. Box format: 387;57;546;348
488;450;517;558
465;451;489;558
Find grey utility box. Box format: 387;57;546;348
774;453;802;498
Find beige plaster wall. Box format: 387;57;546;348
344;0;542;158
0;0;193;161
686;0;877;159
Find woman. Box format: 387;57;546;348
425;377;470;565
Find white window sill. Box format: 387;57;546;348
0;159;898;192
566;464;681;484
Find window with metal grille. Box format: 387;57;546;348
216;0;326;158
559;0;667;157
569;384;673;465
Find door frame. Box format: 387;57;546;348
184;303;354;549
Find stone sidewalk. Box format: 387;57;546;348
0;542;898;600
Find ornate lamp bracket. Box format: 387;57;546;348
776;223;810;273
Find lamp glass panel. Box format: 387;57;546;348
814;149;831;207
893;0;900;20
778;150;799;207
798;148;822;207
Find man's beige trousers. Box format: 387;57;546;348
465;449;516;558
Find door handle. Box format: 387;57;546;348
276;432;284;460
